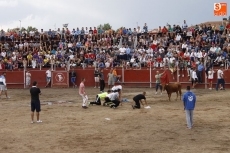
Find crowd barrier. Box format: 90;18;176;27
1;67;230;89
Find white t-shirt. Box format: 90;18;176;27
119;48;126;55
192;71;198;79
107;92;119;100
217;69;223;79
46;70;51;77
111;85;122;91
208;70;214;79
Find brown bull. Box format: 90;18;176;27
162;82;182;101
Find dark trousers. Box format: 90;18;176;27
111;99;120;107
155;83;162;92
90;95;101;105
197;71;203;83
133;98;140;109
216;79;225;91
100;80;105;92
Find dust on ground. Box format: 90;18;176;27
0;87;230;153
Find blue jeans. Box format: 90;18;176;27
185;110;194;128
155;83;162;92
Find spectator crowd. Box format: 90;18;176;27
0;20;230;80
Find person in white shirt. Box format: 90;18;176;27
191;68;198;89
45;69;51;88
104;90;120;108
0;72;10;98
208;67;215;90
26;71;31;88
216;65;225;91
31;58;37;69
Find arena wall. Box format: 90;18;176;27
2;68;230;89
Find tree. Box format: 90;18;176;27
27;26;37;32
97;23;112;30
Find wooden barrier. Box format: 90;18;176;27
52;71;69;88
2;67;230;89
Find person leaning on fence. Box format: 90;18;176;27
0;72;10;99
70;68;77;88
26;71;31;88
216;64;225;91
45;68;51;88
155;70;166;95
94;67;100;88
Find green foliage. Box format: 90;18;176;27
97;23;112;30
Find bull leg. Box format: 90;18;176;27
180;91;182;100
168;93;171;101
176;91;178;101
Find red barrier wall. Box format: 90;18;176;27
3;68;230;89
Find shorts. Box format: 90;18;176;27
0;85;7;91
208;79;213;82
46;77;51;83
192;78;198;85
71;77;76;83
31;101;41;112
94;77;99;82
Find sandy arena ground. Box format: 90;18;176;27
0;87;230;153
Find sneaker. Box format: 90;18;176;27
155;92;157;95
6;96;10;99
37;120;42;123
98;87;100;88
94;86;96;88
31;121;34;124
209;88;212;90
82;106;88;109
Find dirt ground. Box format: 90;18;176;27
0;87;230;153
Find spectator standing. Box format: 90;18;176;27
208;67;215;90
132;92;148;109
107;69;114;89
70;68;77;88
94;67;100;88
30;81;42;123
79;78;88;109
26;71;31;88
0;72;10;99
99;69;105;92
191;68;198;89
216;65;225;91
182;86;196;129
197;62;204;83
45;69;51;88
155;70;165;95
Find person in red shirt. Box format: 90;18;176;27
156;55;163;68
93;27;97;34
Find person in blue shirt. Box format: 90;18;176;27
197;62;204;83
182;86;196;129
